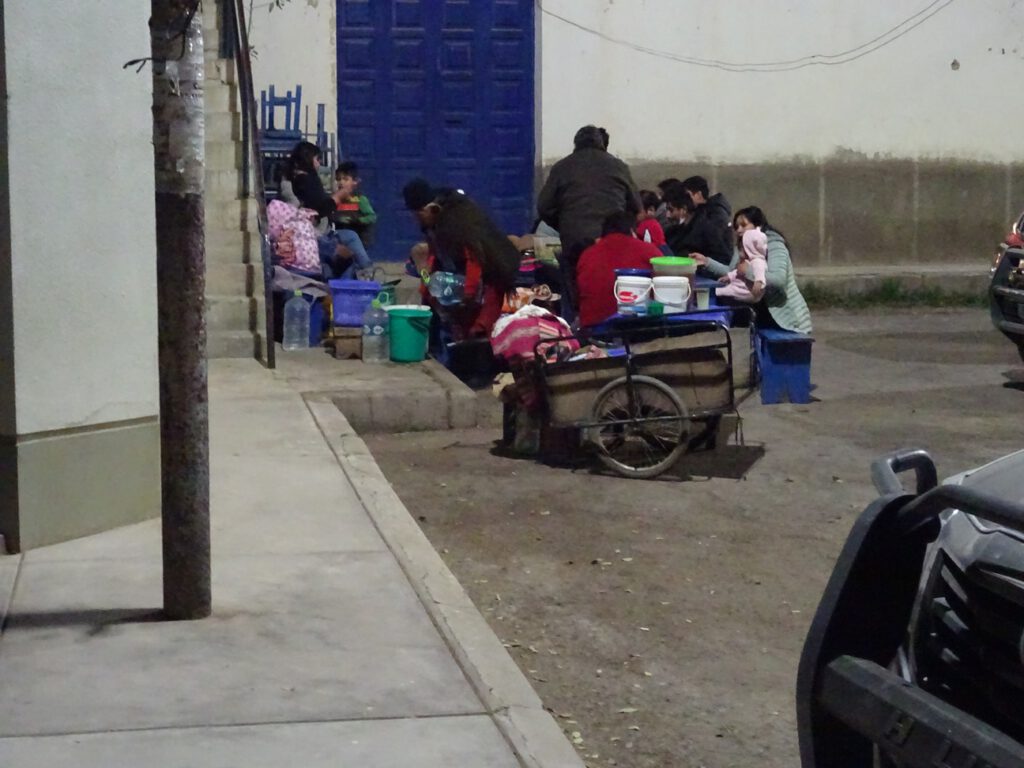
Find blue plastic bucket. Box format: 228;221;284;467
328;279;381;327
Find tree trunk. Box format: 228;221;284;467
151;0;211;620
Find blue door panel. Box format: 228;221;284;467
337;0;535;262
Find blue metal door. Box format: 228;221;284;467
337;0;535;262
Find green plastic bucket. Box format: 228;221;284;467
387;305;432;362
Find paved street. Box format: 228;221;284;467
366;308;1024;768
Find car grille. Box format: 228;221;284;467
915;554;1024;742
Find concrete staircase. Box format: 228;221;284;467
202;3;266;360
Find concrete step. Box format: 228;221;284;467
205;226;249;252
203;82;238;114
201;8;220;37
204;56;236;85
205;140;243;172
206;295;262;332
206;168;243;199
205;197;258;232
205;241;261;265
206;262;254;296
204;243;248;268
207;111;241;141
204;226;263;265
207;330;258;360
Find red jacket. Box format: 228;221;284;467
576;233;662;327
636;217;666;247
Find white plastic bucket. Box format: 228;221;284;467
613;276;652;314
652;276;692;314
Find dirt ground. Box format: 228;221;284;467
364;308;1024;768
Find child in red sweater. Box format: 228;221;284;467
636;189;667;247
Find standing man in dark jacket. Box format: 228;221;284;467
537;125;639;317
664;176;733;266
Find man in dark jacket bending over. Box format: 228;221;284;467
537;125;640;317
664;176;733;266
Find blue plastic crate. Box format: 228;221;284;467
328;279;381;327
756;329;814;404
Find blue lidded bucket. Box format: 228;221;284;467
328;279;381;327
614;268;653;278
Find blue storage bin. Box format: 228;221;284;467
328;279;381;327
756;329;814;404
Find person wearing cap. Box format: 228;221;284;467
536;125;640;318
402;178;520;339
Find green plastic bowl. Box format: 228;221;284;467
650;256;697;276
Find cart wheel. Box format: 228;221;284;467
590;375;689;479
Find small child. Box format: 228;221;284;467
636;189;667;247
716;212;766;302
333;161;378;245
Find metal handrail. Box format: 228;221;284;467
224;0;276;368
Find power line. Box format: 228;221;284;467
536;0;958;72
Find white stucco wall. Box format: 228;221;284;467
248;0;337;143
540;0;1024;165
5;1;158;434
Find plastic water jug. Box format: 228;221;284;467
361;298;389;363
427;271;465;306
283;290;311;351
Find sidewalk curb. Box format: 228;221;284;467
305;399;585;768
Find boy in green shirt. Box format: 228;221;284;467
333;161;377;246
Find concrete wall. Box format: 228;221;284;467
0;0;160;550
248;0;337;142
538;0;1024;265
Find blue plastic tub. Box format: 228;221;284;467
328;279;381;327
614;268;653;278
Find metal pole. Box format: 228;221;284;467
151;0;211;620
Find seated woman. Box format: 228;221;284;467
403;178;520;340
691;206;812;334
285;141;372;280
576;210;663;328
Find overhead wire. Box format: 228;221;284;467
535;0;958;72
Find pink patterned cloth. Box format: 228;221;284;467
267;200;321;272
490;305;579;362
716;229;767;302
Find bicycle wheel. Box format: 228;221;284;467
590;375;689;479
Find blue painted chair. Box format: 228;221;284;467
260;84;302;137
756;329;814;404
259;85;304;200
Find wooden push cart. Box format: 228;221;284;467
536;315;742;479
